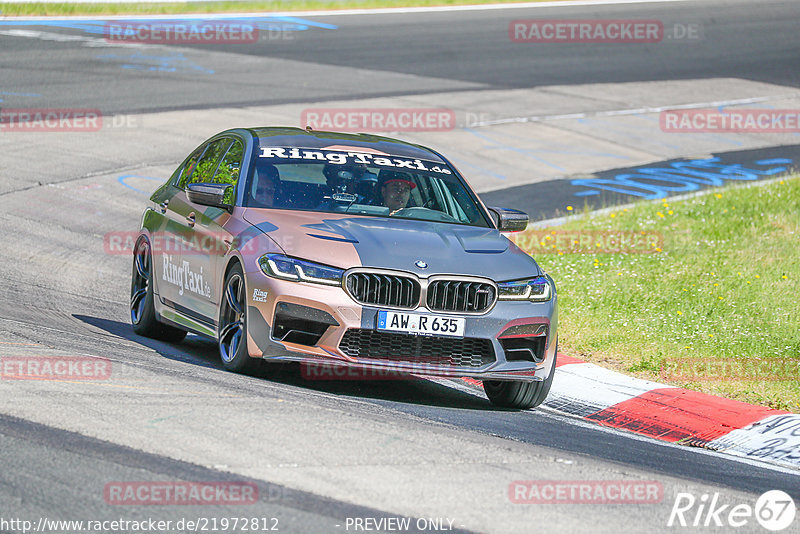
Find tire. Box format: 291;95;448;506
483;348;557;409
218;262;261;374
130;238;187;343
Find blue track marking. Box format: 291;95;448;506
118;174;163;195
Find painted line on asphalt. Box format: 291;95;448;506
466;96;788;128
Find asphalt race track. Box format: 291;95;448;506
1;0;799;532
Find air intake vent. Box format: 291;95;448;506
339;329;495;368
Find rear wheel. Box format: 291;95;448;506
218;263;261;374
130;238;187;342
483;349;557;409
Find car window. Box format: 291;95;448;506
176;146;205;189
247;148;491;227
186;138;232;188
212;139;244;204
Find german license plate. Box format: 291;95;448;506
376;310;465;338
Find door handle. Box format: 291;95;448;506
186;212;196;227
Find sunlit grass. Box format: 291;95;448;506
521;176;800;412
0;0;553;16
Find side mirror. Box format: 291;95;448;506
488;207;529;232
186;183;233;212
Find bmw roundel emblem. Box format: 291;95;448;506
415;260;428;269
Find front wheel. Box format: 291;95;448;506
483;350;557;409
218;263;261;374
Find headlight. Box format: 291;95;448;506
259;254;344;286
497;275;554;302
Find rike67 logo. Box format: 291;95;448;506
668;490;796;531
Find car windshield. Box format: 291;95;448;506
244;147;491;227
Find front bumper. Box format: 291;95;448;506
244;274;558;383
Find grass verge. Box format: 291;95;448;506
513;175;800;412
0;0;550;17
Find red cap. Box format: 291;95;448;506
382;178;416;190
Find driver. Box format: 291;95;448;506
377;171;415;212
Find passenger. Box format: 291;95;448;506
253;164;279;207
323;163;367;195
319;163;375;208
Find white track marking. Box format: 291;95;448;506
467;97;788;127
0;28;147;48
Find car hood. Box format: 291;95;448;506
243;209;541;280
